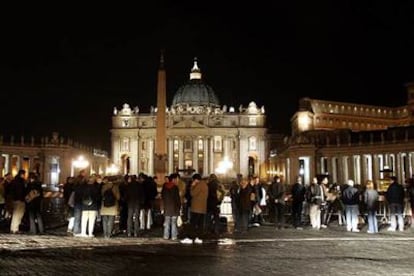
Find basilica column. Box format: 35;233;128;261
178;139;184;170
148;139;154;176
239;135;249;177
112;136;121;167
235;135;240;174
209;137;214;174
223;136;229;158
136;136;141;172
258;136;266;179
193;139;198;173
130;136;138;175
203;137;209;175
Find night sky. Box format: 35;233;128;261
1;2;413;153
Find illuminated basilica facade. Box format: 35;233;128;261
272;83;414;186
111;59;268;179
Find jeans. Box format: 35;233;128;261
367;210;378;233
163;216;178;239
238;210;250;232
345;205;359;231
102;215;115;238
388;203;404;231
206;208;220;234
28;208;44;234
190;212;205;239
127;205;140;236
274;203;285;228
291;202;303;228
73;205;82;234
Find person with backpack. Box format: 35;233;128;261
100;177;120;238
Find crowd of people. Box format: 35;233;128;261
239;174;414;234
1;169;414;241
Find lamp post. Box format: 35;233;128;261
71;155;89;176
106;163;119;175
215;156;234;182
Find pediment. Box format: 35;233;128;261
171;119;207;129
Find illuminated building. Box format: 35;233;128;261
273;83;414;186
111;57;268;179
0;132;109;185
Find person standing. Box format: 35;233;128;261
161;173;181;240
386;176;405;231
307;177;323;230
63;176;75;233
229;180;240;231
9;170;26;234
268;175;286;229
291;176;306;229
342;179;360;232
73;169;88;235
236;178;253;233
77;175;101;237
25;172;44;234
100;177;120;238
364;180;379;233
206;173;224;235
180;173;208;244
126;174;145;237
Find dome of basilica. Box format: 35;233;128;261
171;58;220;107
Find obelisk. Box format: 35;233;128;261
154;51;167;186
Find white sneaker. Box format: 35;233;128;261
194;237;203;244
387;227;396;232
180;238;193;244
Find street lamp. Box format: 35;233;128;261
215;156;233;175
106;163;119;175
71;155;89;176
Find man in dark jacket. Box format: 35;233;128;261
26;172;44;234
341;179;360;232
206;173;224;235
268;175;286;229
386;176;405;231
291;176;306;229
161;173;181;240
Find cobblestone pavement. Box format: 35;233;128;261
1;224;414;275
